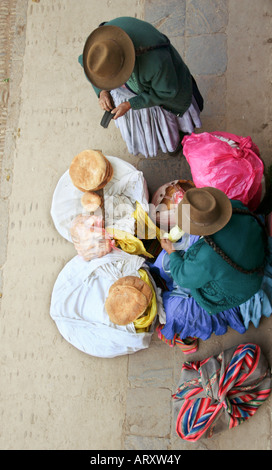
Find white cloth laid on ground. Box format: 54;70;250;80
50;155;149;242
50;250;166;358
110;87;202;158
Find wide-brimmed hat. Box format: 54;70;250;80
83;25;135;90
177;187;232;235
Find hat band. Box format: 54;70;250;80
191;219;212;227
183;209;214;227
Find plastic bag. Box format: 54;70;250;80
70;214;115;261
132;201;163;240
106;227;154;258
151;180;195;231
182;132;264;210
133;269;157;332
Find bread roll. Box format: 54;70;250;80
81;191;102;212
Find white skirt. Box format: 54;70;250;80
110;87;202;158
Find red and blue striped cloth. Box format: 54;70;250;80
156;324;198;354
173;343;271;441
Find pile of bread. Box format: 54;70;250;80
69;149;114;261
69;149;113;210
105;276;152;326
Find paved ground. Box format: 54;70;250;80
0;0;272;451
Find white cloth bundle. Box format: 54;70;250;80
50;250;165;358
50;156;149;242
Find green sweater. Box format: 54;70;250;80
79;17;193;116
169;200;266;314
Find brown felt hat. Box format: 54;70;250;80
83;25;135;90
177;187;232;236
105;276;152;326
69;149;113;192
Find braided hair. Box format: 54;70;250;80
135;40;170;56
203;208;267;275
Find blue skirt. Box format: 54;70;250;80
149;235;272;340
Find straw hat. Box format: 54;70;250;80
105;276;152;326
177;187;232;236
83;25;135;90
69;149;113;191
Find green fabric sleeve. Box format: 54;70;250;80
128;55;180;110
169;250;211;289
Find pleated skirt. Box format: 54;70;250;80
110;86;202;158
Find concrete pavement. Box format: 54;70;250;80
0;0;271;450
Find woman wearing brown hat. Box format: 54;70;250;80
78;16;203;158
159;187;267;316
149;186;271;342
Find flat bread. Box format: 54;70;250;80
108;275;152;306
105;275;153;325
91;156;113;190
69;150;107;191
105;285;149;326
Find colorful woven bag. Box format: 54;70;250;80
173;343;271;441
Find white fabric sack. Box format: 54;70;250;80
50;250;166;358
110;87;202;158
50;156;149;243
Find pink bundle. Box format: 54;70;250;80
182;132;264;210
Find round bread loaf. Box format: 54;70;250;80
81;191;102;212
91;156;113;190
69;150;108;191
108;276;152;305
105;276;152;325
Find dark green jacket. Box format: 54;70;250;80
169;200;266;314
79;17;193;116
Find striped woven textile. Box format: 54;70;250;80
173;343;271;441
156;324;198;354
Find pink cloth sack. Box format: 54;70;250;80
182;132;264;210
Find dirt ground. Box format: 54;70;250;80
0;0;271;451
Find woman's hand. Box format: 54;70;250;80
98;90;114;111
160;238;176;255
111;101;131;119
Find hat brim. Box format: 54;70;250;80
83;25;135;90
177;187;232;236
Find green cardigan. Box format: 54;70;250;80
169;200;266;314
79;16;193;116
